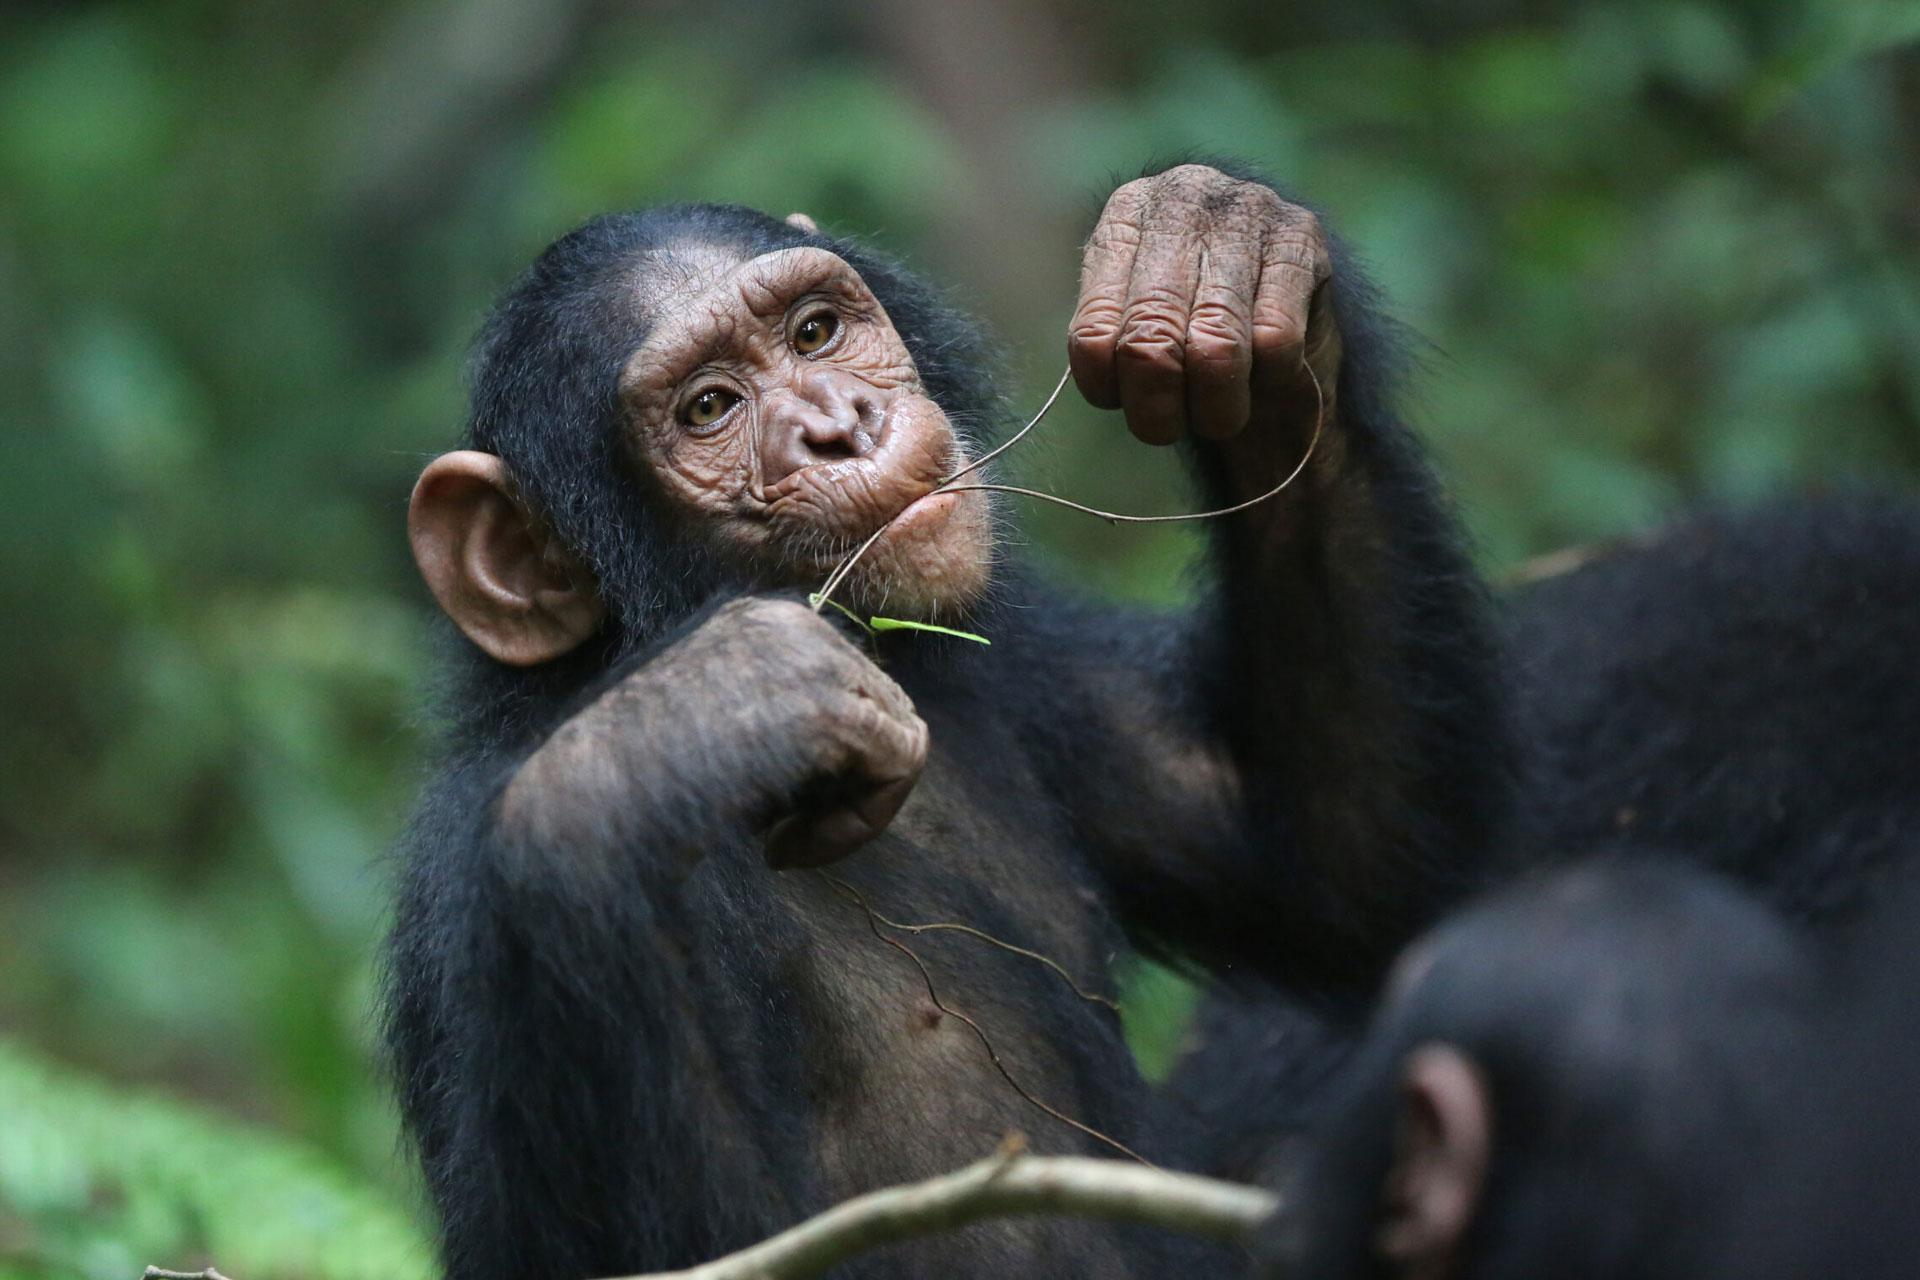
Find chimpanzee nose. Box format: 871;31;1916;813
759;367;887;485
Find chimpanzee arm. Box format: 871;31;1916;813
382;598;928;1280
1028;163;1513;992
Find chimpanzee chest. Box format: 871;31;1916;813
753;751;1132;1175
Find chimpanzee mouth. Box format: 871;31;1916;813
878;488;961;539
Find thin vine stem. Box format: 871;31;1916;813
938;364;1074;488
818;872;1155;1168
810;362;1325;613
820;872;1119;1013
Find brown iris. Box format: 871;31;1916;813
684;388;739;428
792;312;838;355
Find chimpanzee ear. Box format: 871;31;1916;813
1375;1044;1491;1277
409;450;606;666
784;211;820;235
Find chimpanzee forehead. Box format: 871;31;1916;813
626;245;870;326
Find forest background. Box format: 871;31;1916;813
3;1;1917;1276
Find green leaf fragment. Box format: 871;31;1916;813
868;616;992;645
807;594;990;645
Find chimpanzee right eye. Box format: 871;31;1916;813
683;388;741;429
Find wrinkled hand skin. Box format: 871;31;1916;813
1069;164;1340;446
503;597;927;870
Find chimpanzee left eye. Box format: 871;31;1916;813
791;312;839;355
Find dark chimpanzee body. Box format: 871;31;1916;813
1159;487;1920;1182
1704;865;1920;1280
384;165;1510;1280
1170;491;1920;1182
1253;860;1821;1280
1510;492;1920;924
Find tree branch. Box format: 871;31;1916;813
606;1140;1280;1280
141;1142;1278;1280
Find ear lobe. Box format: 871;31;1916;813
409;450;605;666
1376;1044;1492;1279
785;211;820;235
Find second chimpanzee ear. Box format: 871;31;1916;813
409;450;605;666
1376;1043;1492;1279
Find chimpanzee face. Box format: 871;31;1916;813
618;244;994;618
408;241;997;668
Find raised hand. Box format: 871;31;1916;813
1069;164;1338;446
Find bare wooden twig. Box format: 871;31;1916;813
135;1144;1276;1280
605;1139;1280;1280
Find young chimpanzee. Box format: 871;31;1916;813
384;163;1509;1279
1255;860;1820;1280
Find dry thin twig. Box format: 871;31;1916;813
604;1139;1280;1280
133;1150;1279;1280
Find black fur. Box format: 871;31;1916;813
1705;864;1920;1280
1256;860;1820;1280
1169;492;1920;1180
383;169;1507;1279
1510;492;1920;924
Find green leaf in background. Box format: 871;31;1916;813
0;1040;432;1280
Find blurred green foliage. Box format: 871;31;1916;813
0;1041;431;1280
1;0;1916;1272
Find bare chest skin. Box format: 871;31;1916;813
754;747;1129;1194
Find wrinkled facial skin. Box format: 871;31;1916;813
619;246;993;619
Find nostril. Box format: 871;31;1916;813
785;373;889;466
807;433;859;462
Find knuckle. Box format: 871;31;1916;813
1091;191;1149;241
1266;233;1320;273
1246;181;1285;209
1251;320;1306;362
818;694;881;757
714;596;770;628
735;595;813;634
1246;189;1325;246
842;690;886;737
880;710;929;772
1068;332;1118;371
793;641;858;691
1163;163;1218;188
1115;327;1186;377
1188;299;1249;342
1119;299;1186;339
1185;327;1249;375
866;670;915;715
1068;303;1124;347
1256;186;1301;220
1085;218;1142;255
